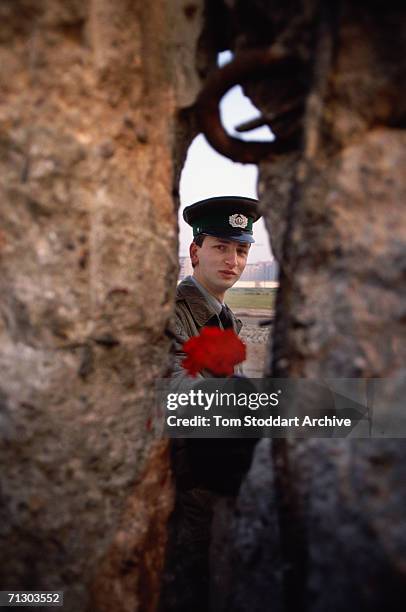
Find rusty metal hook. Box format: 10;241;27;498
196;47;301;164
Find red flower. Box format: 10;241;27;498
181;327;246;377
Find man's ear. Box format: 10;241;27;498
190;242;199;267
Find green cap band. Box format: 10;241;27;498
192;213;254;237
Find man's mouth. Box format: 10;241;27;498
218;270;236;277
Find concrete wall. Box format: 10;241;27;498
0;1;206;609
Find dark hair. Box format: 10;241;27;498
194;234;206;247
191;234;206;268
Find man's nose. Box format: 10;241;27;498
224;249;238;266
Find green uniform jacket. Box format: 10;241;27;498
169;277;255;495
170;276;243;389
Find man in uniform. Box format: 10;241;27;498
161;196;261;612
171;195;261;386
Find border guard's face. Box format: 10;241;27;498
190;235;250;294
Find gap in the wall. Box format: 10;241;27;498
176;52;277;388
178;51;276;281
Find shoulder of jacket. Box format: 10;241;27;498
176;278;193;298
173;299;193;337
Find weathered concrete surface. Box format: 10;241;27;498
88;440;174;612
259;13;406;608
290;439;406;612
219;440;283;612
259;4;406;378
0;1;205;609
200;2;406;611
265;128;406;378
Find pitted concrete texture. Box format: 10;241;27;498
0;1;205;609
202;2;406;611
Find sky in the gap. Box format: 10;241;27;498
178;51;274;263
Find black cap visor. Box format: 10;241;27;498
198;230;255;244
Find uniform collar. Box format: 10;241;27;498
176;276;242;333
189;276;223;315
176;277;219;327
